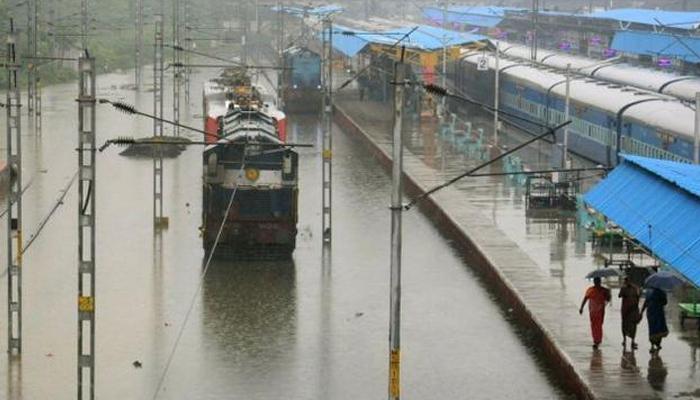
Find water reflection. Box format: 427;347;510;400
201;260;297;389
620;350;639;373
6;358;22;400
647;354;668;391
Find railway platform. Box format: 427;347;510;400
333;94;700;399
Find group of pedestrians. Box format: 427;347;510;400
579;276;668;352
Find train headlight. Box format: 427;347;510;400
293;84;298;89
245;168;260;182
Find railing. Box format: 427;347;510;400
620;136;691;163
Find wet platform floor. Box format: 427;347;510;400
334;94;700;400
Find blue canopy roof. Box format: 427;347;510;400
329;25;488;56
611;30;700;63
584;155;700;287
331;25;371;57
423;6;521;28
272;4;343;16
589;8;700;30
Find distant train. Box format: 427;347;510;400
500;42;700;103
449;50;696;166
281;46;322;113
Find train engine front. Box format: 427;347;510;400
202;99;298;259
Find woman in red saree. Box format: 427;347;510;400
579;277;612;348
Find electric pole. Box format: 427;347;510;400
27;0;37;119
321;17;333;243
276;0;285;110
172;0;181;137
135;0;144;88
76;53;97;400
184;0;191;104
6;18;23;356
531;0;539;61
154;11;167;229
388;51;407;400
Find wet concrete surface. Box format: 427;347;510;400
0;67;565;398
334;91;700;399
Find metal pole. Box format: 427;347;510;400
27;0;37;118
531;0;538;61
81;0;88;50
321;18;333;243
154;12;167;229
240;1;248;65
35;75;42;135
184;0;191;104
77;54;96;400
441;0;447;29
563;63;571;169
172;0;181;137
135;0;144;88
494;41;500;146
48;1;56;55
6;19;23;356
695;92;699;164
441;36;447;117
388;56;406;400
276;0;285;110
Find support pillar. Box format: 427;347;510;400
321;18;333;243
6;19;23;356
154;13;168;229
77;54;96;400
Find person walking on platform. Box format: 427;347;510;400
619;277;641;350
641;287;669;353
579;277;612;349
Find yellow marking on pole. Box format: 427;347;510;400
79;296;94;312
17;230;23;264
323;149;332;160
390;349;400;398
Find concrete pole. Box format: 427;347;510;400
321;18;333;243
388;58;406;400
442;0;447;29
494;41;500;146
531;0;538;61
154;12;167;229
6;19;23;356
81;0;88;50
77;54;97;400
441;36;447;117
694;92;699;164
172;0;181;137
563;63;571;169
135;0;144;88
277;0;285;109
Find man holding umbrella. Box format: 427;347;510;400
580;277;612;349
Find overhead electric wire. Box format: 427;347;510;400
0;174;37;219
0;171;76;278
21;171;78;254
337;26;420;91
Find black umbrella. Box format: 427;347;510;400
586;268;621;279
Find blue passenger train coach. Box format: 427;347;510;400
449;51;696;166
281;46;322;113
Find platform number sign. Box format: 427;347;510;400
477;55;488;71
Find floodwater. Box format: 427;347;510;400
0;67;565;399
